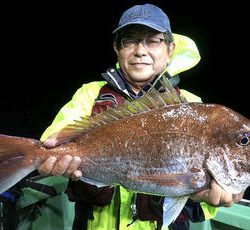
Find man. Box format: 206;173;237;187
39;4;243;230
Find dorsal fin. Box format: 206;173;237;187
43;77;186;147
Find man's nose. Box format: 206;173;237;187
134;41;148;55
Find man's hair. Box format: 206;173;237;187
113;25;174;49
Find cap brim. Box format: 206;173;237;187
112;22;168;34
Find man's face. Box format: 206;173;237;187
114;25;174;91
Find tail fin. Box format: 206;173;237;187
0;134;40;194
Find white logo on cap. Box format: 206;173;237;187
128;9;150;20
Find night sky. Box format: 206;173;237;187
1;1;249;139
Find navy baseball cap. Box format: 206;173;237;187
112;4;172;34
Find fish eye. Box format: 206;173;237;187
236;132;250;146
241;136;249;145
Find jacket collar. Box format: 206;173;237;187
101;68;180;100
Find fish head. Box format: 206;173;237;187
205;104;250;194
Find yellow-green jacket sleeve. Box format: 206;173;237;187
40;81;106;141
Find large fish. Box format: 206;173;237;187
0;80;249;228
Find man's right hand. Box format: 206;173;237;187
38;155;82;181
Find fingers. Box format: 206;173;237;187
51;155;73;176
209;180;224;206
38;155;82;181
71;170;83;181
204;180;233;207
39;156;57;175
191;180;245;207
219;189;233;207
191;180;233;207
64;156;82;178
232;192;244;203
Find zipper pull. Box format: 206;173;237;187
127;195;138;227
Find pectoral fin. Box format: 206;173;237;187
162;196;189;228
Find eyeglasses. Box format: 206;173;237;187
121;37;166;50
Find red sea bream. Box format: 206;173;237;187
0;85;249;228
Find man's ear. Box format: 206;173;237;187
113;42;119;54
168;42;175;57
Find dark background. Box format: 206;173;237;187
1;1;249;139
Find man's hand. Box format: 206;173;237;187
191;180;244;207
38;155;82;181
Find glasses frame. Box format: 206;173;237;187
121;37;166;50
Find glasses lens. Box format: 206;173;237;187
145;38;164;49
121;38;165;49
121;39;135;49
